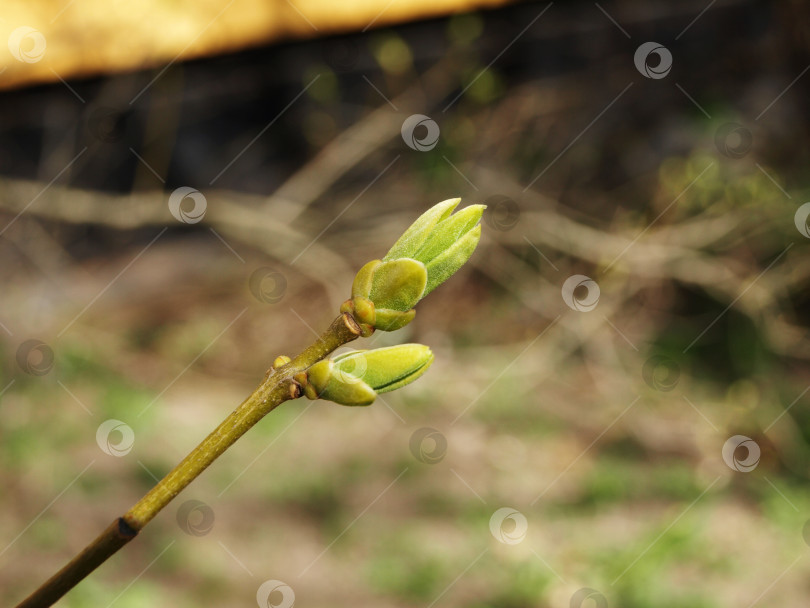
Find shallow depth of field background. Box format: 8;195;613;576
2;1;810;607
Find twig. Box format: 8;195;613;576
15;313;363;608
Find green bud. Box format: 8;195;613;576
304;358;377;406
272;355;291;369
374;308;415;332
351;260;380;300
345;199;483;332
337;344;434;393
384;199;483;298
368;258;427;312
304;344;434;406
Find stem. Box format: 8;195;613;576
15;313;362;608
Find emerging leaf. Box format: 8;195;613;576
412;204;484;266
383;198;460;261
423;223;481;296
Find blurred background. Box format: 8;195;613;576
2;0;810;606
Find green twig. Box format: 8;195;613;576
15;197;484;607
15;313;362;608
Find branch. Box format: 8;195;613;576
14;313;362;608
13;197;484;607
